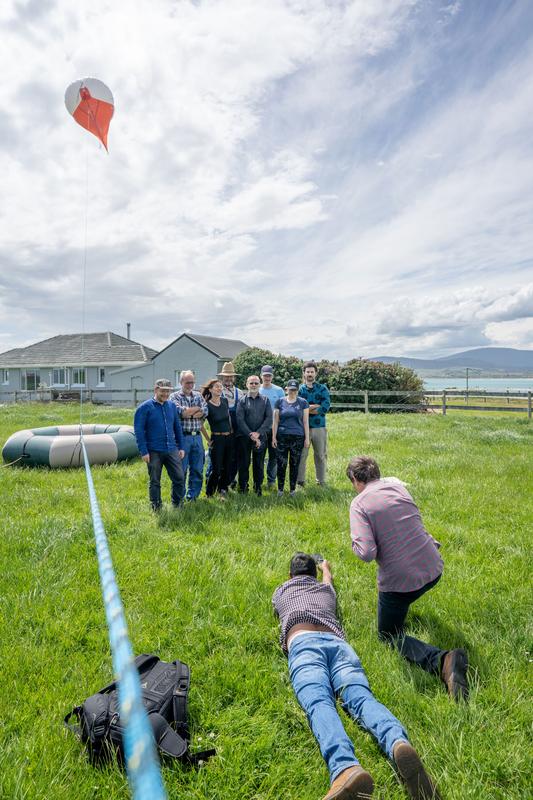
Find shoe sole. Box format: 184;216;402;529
326;770;374;799
394;743;440;800
447;649;469;700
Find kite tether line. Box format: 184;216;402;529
76;87;167;800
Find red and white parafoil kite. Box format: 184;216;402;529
65;78;114;151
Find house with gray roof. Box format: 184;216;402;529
0;332;157;400
109;332;250;400
0;331;250;403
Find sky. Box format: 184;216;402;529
0;0;532;361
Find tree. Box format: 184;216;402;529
233;348;304;387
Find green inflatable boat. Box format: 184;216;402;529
2;424;138;468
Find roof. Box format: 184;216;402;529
155;332;249;360
0;332;158;367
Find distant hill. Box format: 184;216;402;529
371;347;533;375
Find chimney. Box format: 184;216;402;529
126;322;131;340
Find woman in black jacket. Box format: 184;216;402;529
201;378;233;498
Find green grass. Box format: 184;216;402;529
0;403;531;800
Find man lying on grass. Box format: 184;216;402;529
347;455;468;701
272;553;440;800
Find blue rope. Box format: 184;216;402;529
81;439;167;800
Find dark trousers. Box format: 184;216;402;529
147;449;184;510
237;436;266;492
276;433;304;491
378;574;445;674
206;435;234;496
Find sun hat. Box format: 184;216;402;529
218;361;238;377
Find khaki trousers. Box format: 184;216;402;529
297;426;327;485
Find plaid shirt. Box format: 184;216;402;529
169;390;208;433
272;575;345;654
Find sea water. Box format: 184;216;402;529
423;377;533;392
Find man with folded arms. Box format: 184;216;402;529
273;553;440;800
170;370;208;501
347;455;468;700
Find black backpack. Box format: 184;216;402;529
65;654;215;766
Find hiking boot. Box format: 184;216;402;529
393;741;440;800
297;480;305;487
289;490;296;496
267;481;276;489
277;489;284;497
323;766;374;799
440;648;469;700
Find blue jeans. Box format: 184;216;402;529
180;434;205;500
288;633;408;784
265;431;278;484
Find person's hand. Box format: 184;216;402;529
178;450;185;460
320;559;331;572
250;431;259;441
142;454;150;463
304;438;310;448
272;437;277;448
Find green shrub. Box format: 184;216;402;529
233;347;304;387
330;359;424;411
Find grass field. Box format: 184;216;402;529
0;403;531;800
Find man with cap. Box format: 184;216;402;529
133;378;185;511
259;365;285;488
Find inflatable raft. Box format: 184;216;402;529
2;424;138;468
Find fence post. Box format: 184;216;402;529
442;390;447;416
364;391;369;414
133;388;138;408
528;392;532;421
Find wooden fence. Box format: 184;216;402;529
1;387;531;418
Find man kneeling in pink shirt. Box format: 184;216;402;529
347;455;468;701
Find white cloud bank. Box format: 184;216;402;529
0;0;531;360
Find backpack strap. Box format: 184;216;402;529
172;661;190;738
149;712;188;759
64;706;83;737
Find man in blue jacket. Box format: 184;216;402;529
134;378;185;511
297;361;331;486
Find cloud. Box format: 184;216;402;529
0;1;532;362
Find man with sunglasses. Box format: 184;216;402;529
235;375;273;495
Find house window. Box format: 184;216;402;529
51;368;67;386
71;368;86;386
97;367;105;386
0;369;8;385
21;370;41;390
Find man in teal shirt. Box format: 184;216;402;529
297;361;330;486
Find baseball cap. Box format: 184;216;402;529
261;365;274;375
286;379;299;390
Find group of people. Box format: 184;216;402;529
133;360;331;509
134;367;469;800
